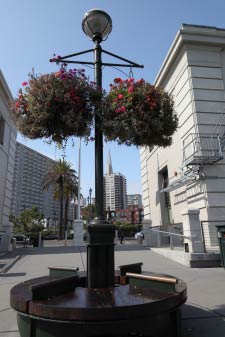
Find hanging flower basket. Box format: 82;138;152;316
102;78;178;147
12;68;100;144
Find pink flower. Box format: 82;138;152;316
128;86;134;93
22;82;28;86
118;94;123;99
116;106;126;113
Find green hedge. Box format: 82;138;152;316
115;223;142;237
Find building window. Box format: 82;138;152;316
0;115;5;145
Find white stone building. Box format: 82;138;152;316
140;24;225;259
0;70;17;251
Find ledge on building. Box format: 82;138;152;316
150;248;221;268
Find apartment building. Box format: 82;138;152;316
11;142;59;220
127;194;143;208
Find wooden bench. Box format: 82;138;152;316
118;262;143;276
30;276;77;300
127;272;178;292
48;266;79;278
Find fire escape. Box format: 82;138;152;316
161;115;225;193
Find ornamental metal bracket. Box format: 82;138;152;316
50;48;144;69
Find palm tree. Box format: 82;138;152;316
42;159;78;239
54;174;79;237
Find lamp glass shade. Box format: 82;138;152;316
82;9;112;41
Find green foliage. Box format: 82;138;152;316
82;205;96;221
42;159;78;239
115;223;142;237
11;206;45;235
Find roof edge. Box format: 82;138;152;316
154;24;225;87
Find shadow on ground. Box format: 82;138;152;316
0;272;26;277
182;303;225;337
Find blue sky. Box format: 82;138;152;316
1;0;225;199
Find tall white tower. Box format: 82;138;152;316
103;150;127;211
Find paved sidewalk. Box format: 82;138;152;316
0;245;225;337
0;251;22;273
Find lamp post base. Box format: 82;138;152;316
87;220;115;288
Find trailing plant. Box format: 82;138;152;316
12;63;178;149
12;67;101;144
102;78;178;147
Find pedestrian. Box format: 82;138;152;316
120;231;124;244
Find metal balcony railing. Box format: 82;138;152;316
183;133;223;166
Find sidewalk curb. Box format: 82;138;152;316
0;255;22;273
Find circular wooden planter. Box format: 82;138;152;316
10;271;187;337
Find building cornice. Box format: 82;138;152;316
154;24;225;87
0;69;13;103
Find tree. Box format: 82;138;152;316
42;159;78;239
11;206;45;234
82;204;96;223
54;173;79;235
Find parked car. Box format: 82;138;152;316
12;234;30;247
134;231;144;239
43;234;58;240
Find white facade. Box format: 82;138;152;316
0;70;17;250
140;25;225;245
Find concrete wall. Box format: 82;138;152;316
0;70;16;250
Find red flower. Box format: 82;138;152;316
114;78;122;83
118;94;123;99
116;106;126;113
22;82;28;86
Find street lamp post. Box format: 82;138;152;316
89;187;92;220
50;8;143;288
89;188;92;204
87;195;90;223
82;10;117;288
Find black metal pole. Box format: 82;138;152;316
87;40;115;288
94;41;104;220
49;20;143;288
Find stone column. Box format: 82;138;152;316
142;219;152;247
73;219;85;246
181;208;204;253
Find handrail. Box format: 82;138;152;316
148;227;196;240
